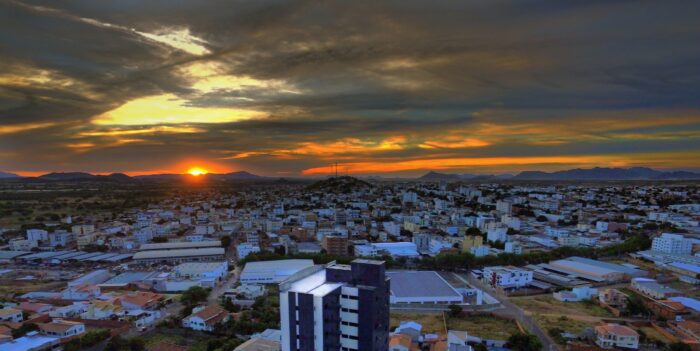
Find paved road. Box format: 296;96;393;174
455;273;559;351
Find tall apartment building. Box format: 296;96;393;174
280;259;390;351
651;233;692;255
322;234;349;256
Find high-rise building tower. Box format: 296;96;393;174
279;259;390;351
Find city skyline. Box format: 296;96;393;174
2;1;700;177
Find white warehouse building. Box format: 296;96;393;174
482;266;533;289
240;259;315;284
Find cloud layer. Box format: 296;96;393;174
1;0;699;176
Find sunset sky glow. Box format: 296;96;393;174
1;1;699;177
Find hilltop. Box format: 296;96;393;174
307;176;372;193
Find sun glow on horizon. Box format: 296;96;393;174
187;167;208;176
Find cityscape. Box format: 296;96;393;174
1;1;700;351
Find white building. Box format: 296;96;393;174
240;259;314;284
496;201;512;215
504;242;522;255
27;229;49;242
0;308;23;323
482;266;532;289
595;324;639;349
651;233;692;255
355;242;420;258
486;227;507;243
553;285;598;302
182;305;230;332
174;261;228;286
236;243;261;259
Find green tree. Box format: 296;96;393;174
181;286;211;306
447;304;463;317
221;235;231;248
667;342;692;351
506;333;543;351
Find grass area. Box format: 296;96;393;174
534;315;591;335
668;280;700;299
638;326;673;345
511;295;613;318
390;312;519;340
0;280;65;299
144;333;188;346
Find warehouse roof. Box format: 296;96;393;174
242;259;314;276
387;271;461;299
133;247;225;260
175;261;227;275
0;251;30;260
670;261;700;274
139;241;221;251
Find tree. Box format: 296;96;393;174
11;323;38;338
221;235;231;248
465;227;481;236
447;304;463;317
667;342;692;351
180;286;211;306
506;333;543;351
473;344;488;351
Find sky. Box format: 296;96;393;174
1;0;699;177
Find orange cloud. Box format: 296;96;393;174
419;138;490;149
301;154;692;175
222;136;407;160
0;122;57;135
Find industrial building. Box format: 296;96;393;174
386;271;463;305
138;241;221;251
132;247;225;264
548;257;647;283
240;259;314;284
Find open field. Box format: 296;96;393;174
511;295;613;318
533;314;591;335
390;312;519;340
668;280;700;299
0;280;65;299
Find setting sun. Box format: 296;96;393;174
187;167;208;176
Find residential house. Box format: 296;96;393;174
594;324;639;349
37;319;85;339
0;308;23;323
182;305;230;332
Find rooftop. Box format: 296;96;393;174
133;247;225;260
387;271;461;299
139;241;221;251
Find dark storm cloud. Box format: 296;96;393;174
1;0;699;175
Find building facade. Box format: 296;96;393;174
280;259;390;351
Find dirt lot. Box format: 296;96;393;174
511;295;613;318
390;312;519;340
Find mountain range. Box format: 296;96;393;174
0;171;267;182
2;167;699;182
418;167;700;181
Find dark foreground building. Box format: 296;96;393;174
280;259;390;351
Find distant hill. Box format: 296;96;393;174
418;171;460;181
36;172;134;182
307;176;371;192
135;171;267;181
218;171;266;180
417;172;513;181
514;167;700;180
0;171;20;179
